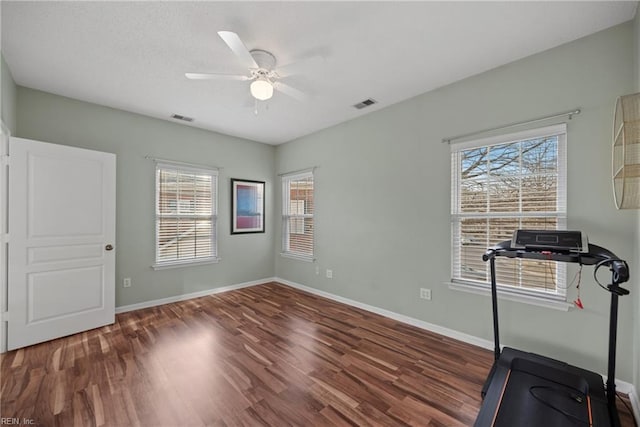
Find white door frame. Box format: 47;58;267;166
7;137;116;350
0;121;9;353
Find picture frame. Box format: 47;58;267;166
231;178;265;234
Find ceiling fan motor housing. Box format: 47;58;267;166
250;49;276;71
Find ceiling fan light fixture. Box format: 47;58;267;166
250;78;274;100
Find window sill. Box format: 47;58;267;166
447;281;573;311
280;252;315;263
152;257;220;270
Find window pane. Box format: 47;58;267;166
195;175;213;215
458;216;560;292
156;165;216;264
290;177;314;215
488;174;520;212
522;137;557;173
461;178;487;213
283;172;314;257
488;143;520;177
459;218;488;281
521;175;557;212
158;170;178;215
461;147;488;179
452;126;565;297
287;218;314;255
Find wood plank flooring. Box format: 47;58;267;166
1;282;636;426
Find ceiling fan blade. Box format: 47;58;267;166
217;31;259;69
277;55;325;78
275;82;308;101
185;72;250;81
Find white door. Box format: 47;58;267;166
8;137;116;350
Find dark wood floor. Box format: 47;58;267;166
1;282;636;426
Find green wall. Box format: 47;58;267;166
16;88;276;307
633;0;640;405
635;3;640;91
276;22;638;382
1;53;16;133
10;15;639;387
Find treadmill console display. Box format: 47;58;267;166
510;229;588;253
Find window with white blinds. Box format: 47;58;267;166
451;124;567;299
282;170;314;260
154;162;218;268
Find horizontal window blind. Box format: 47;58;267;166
156;162;217;265
282;171;314;259
451;124;567;297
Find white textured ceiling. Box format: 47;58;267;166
1;1;637;144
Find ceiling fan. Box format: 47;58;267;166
186;31;307;102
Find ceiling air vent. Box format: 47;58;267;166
171;114;194;122
353;98;377;110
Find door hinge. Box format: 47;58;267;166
1;155;8;167
1;311;8;322
0;233;8;244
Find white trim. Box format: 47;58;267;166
112;275;637;415
151;257;220;270
274;277;637;406
448;281;573;311
450;125;568;298
279;167;315;179
281;170;314;259
450;123;567;151
274;277;494;351
628;386;640;425
602;377;640;423
0;121;9;354
604;377;635;395
155;163;218;265
147;156;220;173
280;252;314;262
156;161;218;176
115;277;271;313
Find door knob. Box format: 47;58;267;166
105;244;114;251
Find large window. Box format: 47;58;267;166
154;162;218;268
451;124;567;299
282;170;314;260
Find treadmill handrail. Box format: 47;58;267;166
485;240;629;284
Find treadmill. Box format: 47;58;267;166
474;230;630;427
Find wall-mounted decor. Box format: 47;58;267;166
612;92;640;209
231;179;265;234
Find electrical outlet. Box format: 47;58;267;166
326;269;333;279
123;278;132;288
420;288;431;300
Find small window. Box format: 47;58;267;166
282;170;314;260
451;124;567;299
154;162;218;268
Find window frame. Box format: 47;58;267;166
281;170;315;262
152;161;219;270
449;124;569;306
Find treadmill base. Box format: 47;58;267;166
474;347;613;427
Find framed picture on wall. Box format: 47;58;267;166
231;178;265;234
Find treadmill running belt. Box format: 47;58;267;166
493;360;592;427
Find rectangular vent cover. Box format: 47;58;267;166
353;99;377;109
171;114;194;122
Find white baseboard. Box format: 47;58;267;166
274;277;494;351
274;276;638;411
115;277;275;314
602;376;635;395
629;386;640;425
112;274;638;423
